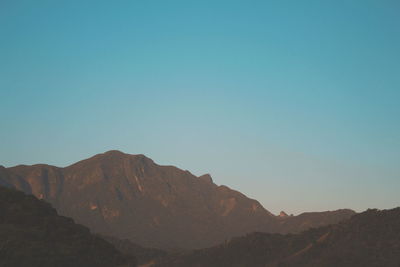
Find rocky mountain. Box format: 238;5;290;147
155;207;400;267
0;185;135;267
0;150;355;250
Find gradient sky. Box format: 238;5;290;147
1;0;399;214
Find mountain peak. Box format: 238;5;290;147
80;150;152;163
101;150;151;161
103;149;126;156
199;174;213;183
279;211;289;217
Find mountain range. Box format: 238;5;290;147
0;150;355;250
155;207;400;267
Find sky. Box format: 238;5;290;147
1;0;399;215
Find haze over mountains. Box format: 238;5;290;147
0;150;355;250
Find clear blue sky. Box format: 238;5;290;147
1;0;399;214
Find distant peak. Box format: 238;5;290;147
103;150;126;156
279;211;289;217
67;150;155;169
100;150;150;160
90;150;127;161
199;174;213;183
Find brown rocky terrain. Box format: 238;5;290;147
0;150;355;250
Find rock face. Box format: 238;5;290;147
156;208;400;267
0;185;135;267
0;150;355;250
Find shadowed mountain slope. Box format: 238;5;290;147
0;185;135;267
274;209;356;233
156;208;400;267
101;235;167;266
0;150;355;250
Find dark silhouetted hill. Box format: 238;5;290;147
275;209;356;233
101;235;167;266
0;185;136;267
156;208;400;267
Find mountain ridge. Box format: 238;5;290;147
155;207;400;267
0;150;355;250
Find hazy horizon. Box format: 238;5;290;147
1;1;399;215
